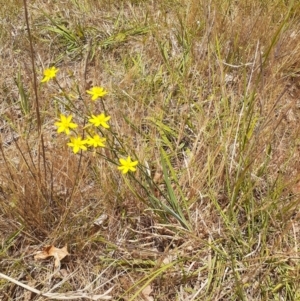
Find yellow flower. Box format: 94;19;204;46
55;114;78;135
67;136;87;154
86;134;106;148
41;66;59;83
86;86;108;101
88;113;110;128
118;156;138;174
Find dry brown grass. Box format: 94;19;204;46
1;0;300;300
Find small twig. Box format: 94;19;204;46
221;61;254;68
83;39;92;88
23;0;47;185
244;233;261;258
0;272;113;300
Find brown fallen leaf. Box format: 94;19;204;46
34;245;69;268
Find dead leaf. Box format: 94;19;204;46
34;245;69;268
141;285;154;301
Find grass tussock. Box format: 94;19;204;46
1;0;300;300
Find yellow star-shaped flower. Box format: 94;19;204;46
41;67;59;83
118;156;138;174
67;136;87;154
86;134;106;148
86;86;108;101
54;114;78;135
88;113;110;128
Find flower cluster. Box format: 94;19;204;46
54;111;109;154
44;67;138;174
